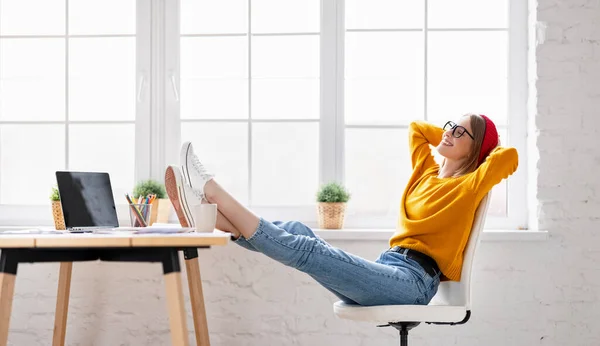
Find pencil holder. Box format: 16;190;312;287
52;201;66;230
129;203;152;227
150;198;171;225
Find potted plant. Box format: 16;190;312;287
50;186;66;230
133;179;170;225
316;182;351;229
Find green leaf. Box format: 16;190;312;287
133;179;167;199
50;186;60;201
316;182;351;203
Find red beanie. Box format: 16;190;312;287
478;114;498;166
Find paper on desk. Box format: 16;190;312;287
133;227;195;234
0;226;194;235
149;223;182;228
89;227;194;234
0;229;64;235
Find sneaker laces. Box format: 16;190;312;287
190;187;204;199
191;154;212;178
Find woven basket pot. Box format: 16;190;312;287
317;202;347;229
52;200;66;230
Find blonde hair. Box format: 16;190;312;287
446;114;486;178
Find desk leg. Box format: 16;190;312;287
165;272;190;346
0;273;15;346
185;258;210;346
53;262;72;346
0;250;18;346
163;250;190;346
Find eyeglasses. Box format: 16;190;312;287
443;121;475;140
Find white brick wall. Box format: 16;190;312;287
5;0;600;345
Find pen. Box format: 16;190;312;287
125;193;147;227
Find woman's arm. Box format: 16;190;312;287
409;121;444;171
468;146;519;199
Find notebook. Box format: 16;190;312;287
55;171;121;232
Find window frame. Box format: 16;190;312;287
0;0;152;226
0;0;527;229
336;0;529;230
163;0;528;229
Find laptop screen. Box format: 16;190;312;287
56;171;119;228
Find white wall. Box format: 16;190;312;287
5;0;600;345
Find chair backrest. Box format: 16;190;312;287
428;192;491;309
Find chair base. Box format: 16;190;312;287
376;311;472;346
380;322;420;346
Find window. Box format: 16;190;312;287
177;0;321;208
342;0;527;229
169;0;527;229
0;0;526;229
0;0;149;225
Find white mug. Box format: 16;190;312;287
193;204;217;233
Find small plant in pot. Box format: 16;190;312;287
50;186;66;230
132;179;170;225
316;182;351;229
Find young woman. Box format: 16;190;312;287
166;113;518;307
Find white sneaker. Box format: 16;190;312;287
165;165;203;228
180;141;214;199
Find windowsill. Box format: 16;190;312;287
0;225;548;242
313;229;549;242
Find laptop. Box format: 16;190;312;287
56;171;121;232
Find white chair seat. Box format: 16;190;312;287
332;193;491;346
333;301;467;325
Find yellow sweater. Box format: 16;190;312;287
389;121;519;281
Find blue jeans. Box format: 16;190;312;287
233;218;440;306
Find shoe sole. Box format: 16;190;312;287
180;141;193;188
165;165;193;228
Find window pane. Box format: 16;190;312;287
0;0;65;35
487;128;508;216
252;79;319;120
251;0;319;33
428;32;507;125
428;0;508;29
181;37;247;79
346;0;423;30
181;122;249;205
488;180;507;216
181;80;247;120
346;32;423;78
0;125;65;204
69;0;136;35
69;124;135;203
345;32;423;125
345;129;410;214
252;36;319;78
69;38;136;121
181;0;247;34
181;37;247;120
252;122;319;205
346;79;423;126
0;39;65;122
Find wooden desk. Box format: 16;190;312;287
0;231;229;346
